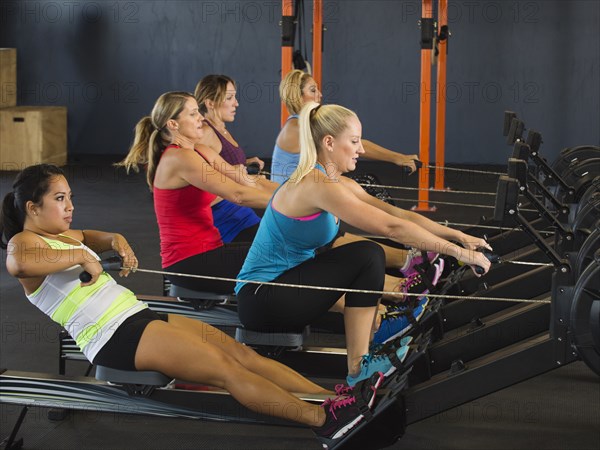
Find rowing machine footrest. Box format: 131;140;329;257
168;285;233;309
235;326;310;348
95;365;173;397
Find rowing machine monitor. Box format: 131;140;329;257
507;118;525;145
494;176;520;222
526;130;543;153
503;111;517;136
511;142;530;160
507;158;528;189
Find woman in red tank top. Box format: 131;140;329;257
118;91;272;294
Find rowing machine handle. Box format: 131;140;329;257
403;159;423;173
473;248;501;274
79;256;123;283
247;162;261;175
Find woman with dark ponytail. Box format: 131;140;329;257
236;102;493;387
1;164;66;249
2;163;384;447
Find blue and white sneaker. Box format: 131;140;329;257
372;298;430;345
346;337;413;387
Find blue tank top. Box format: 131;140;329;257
235;164;339;293
211;199;260;243
271;115;300;184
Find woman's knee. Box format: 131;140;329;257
360;241;385;270
230;341;262;366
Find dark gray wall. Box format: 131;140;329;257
1;0;598;164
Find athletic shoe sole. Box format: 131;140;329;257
330;372;385;440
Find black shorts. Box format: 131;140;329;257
92;308;168;371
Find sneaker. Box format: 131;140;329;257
400;249;440;278
313;372;384;445
372;299;431;345
369;334;413;355
333;383;352;397
346;341;412;386
396;260;444;304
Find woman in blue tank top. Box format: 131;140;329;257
192;76;443;299
237;102;492;387
272;69;421;184
192;75;432;285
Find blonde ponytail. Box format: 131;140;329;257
116;91;194;189
289;102;357;184
279;69;312;116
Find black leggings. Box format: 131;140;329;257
165;243;252;294
232;223;260;243
93;308;168;371
237;241;385;332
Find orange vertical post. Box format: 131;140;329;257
434;0;448;190
415;0;434;211
312;0;323;89
281;0;294;127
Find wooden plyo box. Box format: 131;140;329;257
0;106;67;170
0;48;17;108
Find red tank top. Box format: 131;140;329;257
153;146;223;267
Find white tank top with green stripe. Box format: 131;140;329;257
26;235;147;362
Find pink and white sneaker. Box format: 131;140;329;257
400;248;441;279
396;259;445;304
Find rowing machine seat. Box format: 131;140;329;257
95;365;173;396
235;326;310;348
168;284;235;310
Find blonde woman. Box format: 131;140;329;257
272;69;419;184
236;102;491;386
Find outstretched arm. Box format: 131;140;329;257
341;177;489;251
176;147;272;208
361;139;419;174
195;145;277;193
312;176;491;274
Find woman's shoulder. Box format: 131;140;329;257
162;145;198;161
8;229;75;247
276;119;300;152
157;146;203;178
8;230;37;247
200;122;222;148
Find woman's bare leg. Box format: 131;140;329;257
165;314;328;395
135;319;326;426
342;305;379;375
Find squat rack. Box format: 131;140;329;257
279;0;450;208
